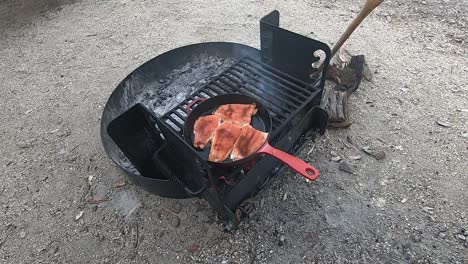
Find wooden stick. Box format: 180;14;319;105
330;0;384;57
313;0;384;76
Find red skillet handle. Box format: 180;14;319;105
186;98;207;114
257;143;320;181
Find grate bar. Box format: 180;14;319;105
232;65;307;104
166;116;183;129
172;110;186;121
161;56;321;139
218;75;293;114
203;88;218;97
226;70;299;111
208;83;229;94
242;59;314;97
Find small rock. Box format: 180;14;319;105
113;180;126;188
158;79;165;84
17;141;33;149
363;64;373;81
17;69;30;75
75;211;84;221
453;35;465;43
394;145;404;151
401;198;408;203
422;206;434;214
375;198;386;208
331;156;342;162
436;120;450;127
58;128;71;137
400;88;408;92
330;151;338;157
462;133;468;139
338;161;353;173
278;235;286;246
456;234;467;241
178;211;188;221
283;192;288;201
87;175;94;185
19;231;26;239
172;202;182;214
362;146;386;160
92;205;98;212
49;128;60;134
362;146;373;155
348;155;362;160
260;198;265;208
438;232;447;239
374;151;386;160
171;216;180;228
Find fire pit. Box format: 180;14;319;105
101;11;330;230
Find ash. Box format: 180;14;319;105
137;56;237;116
118;55;236;173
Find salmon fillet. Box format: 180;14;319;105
193;115;221;149
208;122;243;162
231;125;268;161
214;104;257;126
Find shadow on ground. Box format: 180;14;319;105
0;0;78;30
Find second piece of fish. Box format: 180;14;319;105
208;121;243;162
231;124;268;160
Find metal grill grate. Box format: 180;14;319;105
161;57;321;139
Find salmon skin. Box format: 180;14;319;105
193;115;221;149
208;122;243;162
214;104;257;126
231;125;268;160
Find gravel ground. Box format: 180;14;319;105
0;0;467;263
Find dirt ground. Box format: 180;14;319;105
1;0;467;263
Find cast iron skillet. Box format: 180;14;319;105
183;94;319;181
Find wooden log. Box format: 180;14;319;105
321;55;367;128
321;85;348;123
